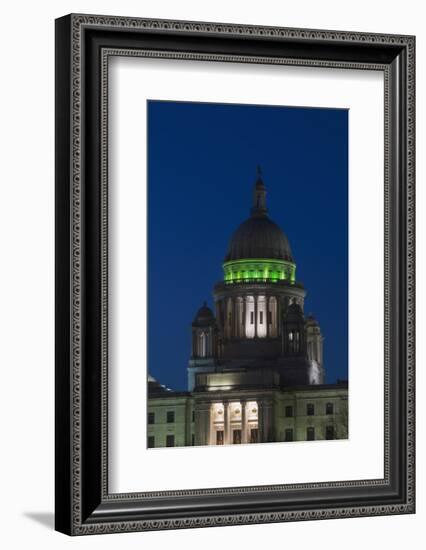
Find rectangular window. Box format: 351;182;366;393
307;403;315;416
285;405;294;417
326;402;334;415
216;430;224;445
250;428;258;443
147;436;155;448
307;427;315;441
148;412;155;424
326;426;335;440
167;411;175;423
250;311;254;324
191;434;195;446
259;311;263;324
285;428;293;442
192;410;195;422
233;429;242;444
166;434;175;447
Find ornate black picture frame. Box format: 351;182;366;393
55;14;415;535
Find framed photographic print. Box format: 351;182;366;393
55;14;415;535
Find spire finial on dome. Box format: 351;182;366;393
255;165;265;187
251;166;267;217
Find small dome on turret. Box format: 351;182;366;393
285;302;304;322
192;301;215;326
305;314;319;327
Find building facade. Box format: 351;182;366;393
148;170;348;448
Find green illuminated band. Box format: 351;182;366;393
223;258;296;283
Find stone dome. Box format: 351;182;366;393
224;215;293;262
305;314;319;327
285;302;304;321
193;302;215;326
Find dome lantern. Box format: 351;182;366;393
251;165;268;218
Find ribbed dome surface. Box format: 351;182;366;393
225;216;293;262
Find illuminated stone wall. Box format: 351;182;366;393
273;387;349;442
147;384;348;448
146;395;194;448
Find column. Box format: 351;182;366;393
224;401;230;445
277;297;281;337
254;295;258;338
262;399;274;442
206;404;212;446
242;296;246;338
258;400;264;442
241;400;247;444
231;298;236;339
208;403;214;445
266;296;270;339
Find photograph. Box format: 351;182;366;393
53;11;415;536
147;100;349;448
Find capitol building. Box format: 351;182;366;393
147;170;348;448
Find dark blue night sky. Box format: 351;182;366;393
148;100;348;390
